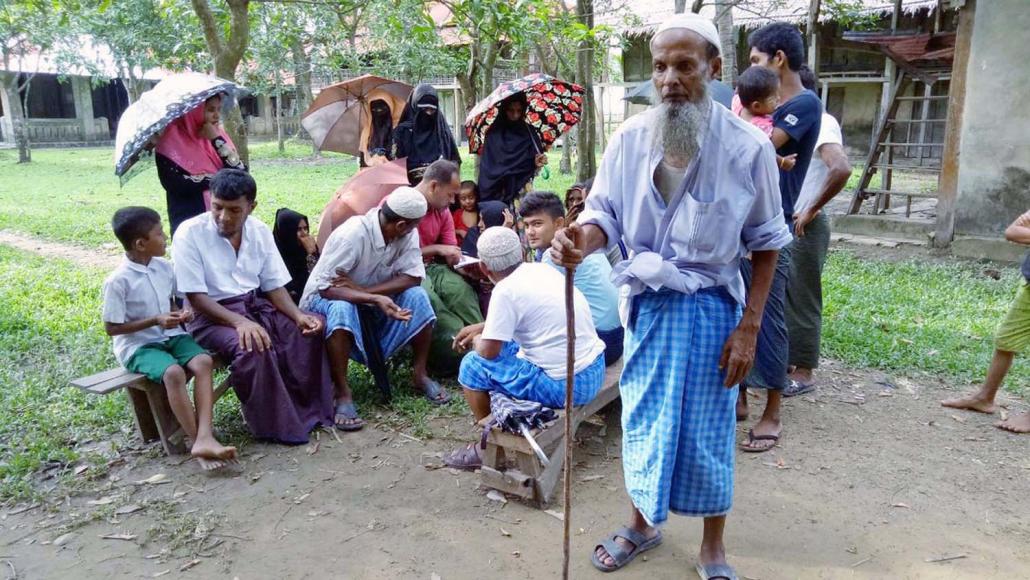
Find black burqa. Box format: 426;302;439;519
477;94;543;205
361;99;394;167
391;83;461;183
461;201;509;257
273;208;314;304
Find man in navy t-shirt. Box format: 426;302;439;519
737;22;822;453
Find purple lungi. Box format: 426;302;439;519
188;292;334;444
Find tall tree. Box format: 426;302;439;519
715;1;736;84
574;0;596;180
190;0;251;164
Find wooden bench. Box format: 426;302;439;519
71;363;230;456
477;360;622;508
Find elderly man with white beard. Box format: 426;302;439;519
550;14;791;579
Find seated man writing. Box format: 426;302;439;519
300;187;445;428
443;227;606;470
521;191;624;365
173;169;335;445
414;160;485;376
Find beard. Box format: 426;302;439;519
653;85;711;164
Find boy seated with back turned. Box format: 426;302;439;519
102;207;236;470
521;191;624;365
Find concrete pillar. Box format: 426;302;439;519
71;76;95;141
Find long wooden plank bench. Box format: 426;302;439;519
71;362;230;456
477;359;622;508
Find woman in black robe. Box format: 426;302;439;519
360;99;395;168
477;94;547;206
272;208;320;304
391;83;461;184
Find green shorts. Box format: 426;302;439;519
125;334;209;383
996;283;1030;353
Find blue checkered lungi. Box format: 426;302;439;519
459;342;604;409
306;287;436;365
621;287;741;525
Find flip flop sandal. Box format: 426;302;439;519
443;444;482;471
590;526;663;573
696;562;739;580
334;402;366;432
739;428;780;453
783;379;816;398
421;380;451;406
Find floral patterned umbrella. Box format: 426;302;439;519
114;72;242;184
464;73;585;155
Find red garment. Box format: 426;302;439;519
418;207;457;249
155;103;235;176
453;208;475;241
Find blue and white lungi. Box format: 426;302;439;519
621;287;741;525
459;342;604;409
307;287;436;365
738;243;792;390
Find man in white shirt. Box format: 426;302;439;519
173;169;334;445
443;227;605;470
300;187;445;429
785;69;853;396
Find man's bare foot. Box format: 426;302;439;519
196;457;226;471
740;417;781;452
995;411;1030;434
941;393;997;414
593;525;659;569
191;437;237;462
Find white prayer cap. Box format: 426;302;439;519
478;227;523;273
651;13;721;56
384;186;428;220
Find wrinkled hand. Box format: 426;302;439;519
156;312;185;329
200;121;220;140
779;153;798;171
439;245;462;267
452;322;485;353
793;207;819;238
719;325;758;387
296;313;324;336
535;153;548;168
566;201;585;223
330;270;360;290
235;319;272;353
298;231;318;255
549;222;584;268
375;296;412;322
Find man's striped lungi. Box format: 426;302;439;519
620;287;741;525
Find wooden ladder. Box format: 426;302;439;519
847;70;948;218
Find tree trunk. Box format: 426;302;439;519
674;0;686;13
192;0;251;165
290;37;316;155
560;125;574;175
575;0;596;181
13;76;32;163
716;1;736;85
275;88;284;154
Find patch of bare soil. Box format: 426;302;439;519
3;360;1029;579
0;230;121;270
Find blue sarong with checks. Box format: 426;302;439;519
307;287;436;365
459;342;604;409
621;287;741;525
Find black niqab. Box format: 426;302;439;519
477;94;542;205
392;83;461;180
461;201;509;257
273;208;311;302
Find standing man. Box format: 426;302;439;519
736;22;823;452
414;159;484;378
785;67;853;396
551;14;791;578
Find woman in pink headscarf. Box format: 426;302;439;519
155;94;247;234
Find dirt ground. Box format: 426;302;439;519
3;358;1030;580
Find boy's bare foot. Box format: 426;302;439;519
995;411;1030;434
191;437;238;463
196;457;226;471
941;393;997;414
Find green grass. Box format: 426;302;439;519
0;141;581;249
823;249;1029;391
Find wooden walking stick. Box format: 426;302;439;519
562;228;578;580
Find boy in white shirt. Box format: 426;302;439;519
444;227;605;470
103;207;235;469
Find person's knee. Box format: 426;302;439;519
188;353;214;373
162;364;187;387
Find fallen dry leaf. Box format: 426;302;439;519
152;570;170;578
544;509;565;521
306;442;320;456
891;503;910;509
53;532;76;547
580;474;605;482
115;504;143;516
486;490;507;504
73;464;89;476
500;528;511;537
179;559;201;572
100;533;138;541
135;473;169;486
511;551;521;558
88;496;116;506
950;415;967;424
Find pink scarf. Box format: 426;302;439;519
155;103;236;176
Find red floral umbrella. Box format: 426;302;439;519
464;73;585;155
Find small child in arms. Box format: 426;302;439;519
453;180;480;244
733;66;797;171
102;207;236;469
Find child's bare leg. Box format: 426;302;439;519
941;349;1014;413
184;355;236;462
162;364;199;443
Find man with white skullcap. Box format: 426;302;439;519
550;12;791;578
442;226;606;470
300;186;446;429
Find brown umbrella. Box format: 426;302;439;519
302;75;411;157
315;158;410;249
